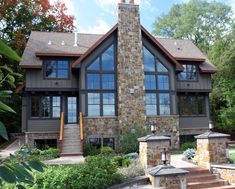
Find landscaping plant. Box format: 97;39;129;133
183;148;196;160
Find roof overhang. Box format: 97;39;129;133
20;64;42;69
175;57;205;62
35;52;82;57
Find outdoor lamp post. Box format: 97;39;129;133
151;125;156;134
161;148;168;165
209;121;214;131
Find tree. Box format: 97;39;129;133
152;0;233;53
0;39;44;189
0;0;75;55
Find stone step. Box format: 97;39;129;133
185;168;210;175
187;179;228;189
187;174;218;182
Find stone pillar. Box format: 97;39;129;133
194;131;230;169
117;1;146;129
148;165;188;189
138;135;171;168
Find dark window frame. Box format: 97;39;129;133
85;44;117;117
88;137;115;149
177;64;198;82
144;46;172;116
178;93;206;117
30;95;62;119
43;59;70;80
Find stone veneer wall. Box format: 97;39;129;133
139;140;171;168
211;165;235;184
148;175;182;189
117;3;146;129
25;132;59;148
83;117;119;147
146;116;180;149
195;138;229;168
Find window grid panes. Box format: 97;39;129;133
31;96;61;118
178;93;206;116
144;46;171;116
45;60;69;79
86;44;116;117
178;64;197;81
52;96;61;118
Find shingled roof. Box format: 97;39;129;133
20;29;217;73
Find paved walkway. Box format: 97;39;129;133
0;139;20;158
44;155;85;165
171;154;198;168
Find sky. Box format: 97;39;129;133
50;0;235;34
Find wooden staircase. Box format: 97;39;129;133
59;112;84;156
186;168;235;189
60;124;82;156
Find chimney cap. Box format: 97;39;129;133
120;0;126;3
129;0;134;4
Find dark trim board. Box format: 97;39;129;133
25;88;79;92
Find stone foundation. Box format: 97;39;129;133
148;175;182;189
146;116;180;149
25;132;59;148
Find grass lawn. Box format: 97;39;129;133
228;146;235;163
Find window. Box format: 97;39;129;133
178;64;197;81
178;93;206;116
34;139;57;149
31;96;61;118
144;47;171;116
45;60;69;79
88;93;115;116
88;137;115;149
86;44;116;116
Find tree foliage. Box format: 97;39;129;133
152;0;235;131
152;0;233;53
0;0;75;54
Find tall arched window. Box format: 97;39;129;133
144;47;171;115
86;44;116;116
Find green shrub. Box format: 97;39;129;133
229;153;235;163
30;156;123;189
43;148;60;158
84;143;101;156
30;148;41;155
117;159;145;180
100;146;113;155
112;156;131;167
183;148;196;159
181;141;196;150
116;122;149;154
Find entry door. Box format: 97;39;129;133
67;97;77;123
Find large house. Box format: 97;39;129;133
18;0;217;155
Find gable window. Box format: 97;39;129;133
144;47;171;116
45;60;69;79
178;93;206;116
31;96;61;118
178;64;197;81
86;44;116;116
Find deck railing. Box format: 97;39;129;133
59;112;65;152
79;112;84;152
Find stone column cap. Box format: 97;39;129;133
148;165;189;176
138;135;171;142
195;131;230;139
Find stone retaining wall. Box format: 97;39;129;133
211;164;235;184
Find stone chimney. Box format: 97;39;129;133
117;0;146;128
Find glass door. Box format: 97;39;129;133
67;97;77;123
